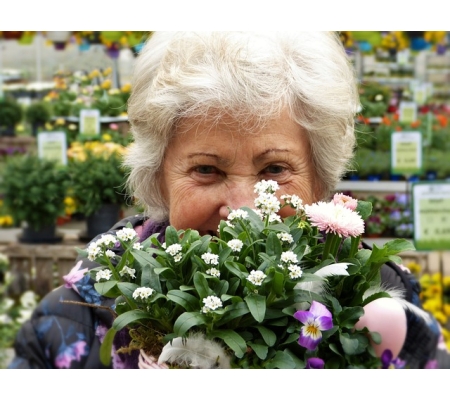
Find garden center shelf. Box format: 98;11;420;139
335;180;413;194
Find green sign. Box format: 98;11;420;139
412;181;450;251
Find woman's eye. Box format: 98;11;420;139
195;165;218;175
262;165;285;175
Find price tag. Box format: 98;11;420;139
79;109;101;135
37;131;67;166
412;181;450;250
391;131;422;175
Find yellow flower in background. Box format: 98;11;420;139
0;215;14;227
443;276;450;288
16;124;25;132
45;122;53;130
444;304;450;317
89;69;100;79
101;80;112;90
55;118;65;126
103;67;113;77
68;124;77;131
121;83;131;93
102;133;112;142
423;297;442;314
433;310;448;326
407;261;422;277
63;196;77;216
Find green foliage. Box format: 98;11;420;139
82;183;411;369
24;101;53;124
0;155;70;229
0;97;23;127
68;149;130;216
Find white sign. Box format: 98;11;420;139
412;181;450;250
79;109;101;135
399;101;417;124
37;131;67;165
391;131;422;176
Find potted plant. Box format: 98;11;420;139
0;154;70;243
0;97;23;136
24;101;53;137
67;140;130;240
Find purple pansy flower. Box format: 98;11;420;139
306;357;325;369
381;349;406;369
294;301;333;351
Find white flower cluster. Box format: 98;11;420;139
201;295;223;313
254;192;281;216
246;270;267;286
227;239;243;252
86;232;126;261
225;209;249;228
133;287;154;300
206;267;220;278
119;265;136;279
280;194;304;211
278;251;303;280
201;252;219;265
277;232;294;244
254;180;279;194
96;269;112;282
116;227;137;242
165;243;183;262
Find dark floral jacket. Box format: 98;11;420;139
8;215;449;369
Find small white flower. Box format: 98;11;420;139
119;265;136;279
304;245;311;255
227;239;243;252
161;242;167;249
247;270;267;286
97;234;117;247
281;194;304;211
277;232;294;243
133;242;143;250
280;251;298;265
173;253;182;263
96;269;112;282
116;227;137;242
88;243;103;261
254;192;280;215
268;213;282;223
201;252;219;265
254;179;279;194
165;243;182;256
201;295;223;313
132;287;154;300
206;268;220;278
288;265;303;279
227;209;249;221
105;249;116;259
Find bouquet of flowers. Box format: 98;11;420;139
80;180;415;369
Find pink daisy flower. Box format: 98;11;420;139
332;193;358;211
304;201;364;238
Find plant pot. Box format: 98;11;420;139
19;223;62;244
82;203;121;241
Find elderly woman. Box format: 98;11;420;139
8;31;444;369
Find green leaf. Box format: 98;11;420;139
94;280;120;297
166;290;200;312
193;271;211;299
248;342;268;359
265;231;282;257
99;328;117;366
264;350;296;369
140;263;163;293
224;261;248;280
244;293;266;323
165;226;180;246
215;302;250;327
356;200;372;220
272;269;285;296
173;312;207;337
209;330;247;358
116;282;139;302
336;306;365;329
112;309;151;331
255;325;277;346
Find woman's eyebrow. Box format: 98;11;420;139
254;148;290;162
187;152;231;166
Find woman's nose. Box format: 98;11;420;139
218;182;256;219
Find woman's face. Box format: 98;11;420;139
160;110;321;236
